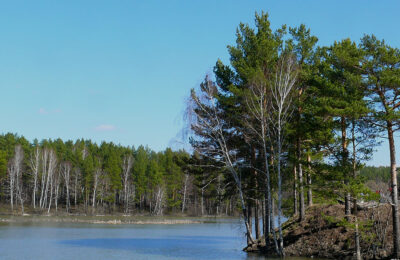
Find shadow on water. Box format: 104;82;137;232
59;236;244;259
59;236;320;260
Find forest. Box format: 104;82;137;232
186;12;400;259
0;133;237;217
2;11;400;260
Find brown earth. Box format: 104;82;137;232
245;204;394;259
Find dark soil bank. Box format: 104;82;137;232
245;204;394;259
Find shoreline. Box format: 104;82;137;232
245;204;393;260
0;214;232;225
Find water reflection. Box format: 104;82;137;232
61;236;238;259
0;220;317;260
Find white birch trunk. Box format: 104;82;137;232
61;162;71;212
30;147;40;209
182;174;189;213
122;155;133;213
92;168;101;209
8;145;24;214
189;79;255;244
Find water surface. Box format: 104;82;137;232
0;218;313;259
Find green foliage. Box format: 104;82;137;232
105;152;122;191
361;166;391;183
133;145;148;200
0;132;195;214
321;212;339;225
361;34;400;124
0;150;7;180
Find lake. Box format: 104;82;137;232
0;218;313;259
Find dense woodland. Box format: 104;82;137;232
0;133;239;217
186;12;400;258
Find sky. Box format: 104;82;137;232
0;0;399;166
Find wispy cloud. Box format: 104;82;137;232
95;124;116;131
38;108;61;115
39;108;48;114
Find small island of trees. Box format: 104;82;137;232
186;12;400;259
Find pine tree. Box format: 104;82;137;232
361;34;400;258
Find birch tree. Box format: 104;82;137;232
188;76;255;244
61;161;71;212
244;74;279;253
8;145;24;214
153;185;165;215
361;34;400;258
181;173;189;213
29;146;40;209
92;167;101;210
73;168;81;208
40;148;57;210
122;154;133;213
267;53;297;255
54;168;61;212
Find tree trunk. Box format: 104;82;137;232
262;139;279;254
277;134;284;255
250;146;260;240
10;172;14;213
270;197;279;253
201;187;204;216
355;216;361;260
342;117;351;219
307;153;312;207
388;121;400;258
31;147;40;209
182;174;188;213
255;200;260;240
352;120;357;215
247;204;252;245
74;173;78;207
264;188;270;235
298;138;305;221
293;164;298;215
297;85;305;221
262;196;266;236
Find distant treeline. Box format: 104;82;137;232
361;166;392;183
0;133;235;216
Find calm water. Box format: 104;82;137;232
0;219;312;260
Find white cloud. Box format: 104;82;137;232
95;124;116;131
38;108;48;114
38;108;61;115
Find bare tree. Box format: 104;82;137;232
8;159;16;213
8;145;24;214
39;148;57;210
54;168;61;212
182;173;189;213
61;162;71;212
47;160;55;213
244;71;279;253
200;177;216;216
29;146;40;209
267;53;298;255
122;154;133;213
39;148;48;209
188;77;255;244
152;185;165;216
92;168;101;211
73;168;81;208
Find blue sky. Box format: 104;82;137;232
0;0;399;166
